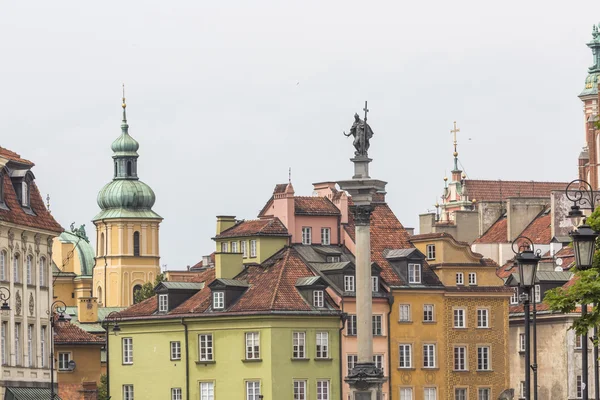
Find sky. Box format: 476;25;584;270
0;1;598;270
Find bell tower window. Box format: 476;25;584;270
114;161;118;178
127;161;132;177
133;231;140;256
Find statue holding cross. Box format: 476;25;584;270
344;101;374;157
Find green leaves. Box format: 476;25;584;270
133;273;166;304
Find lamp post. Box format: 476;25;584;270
49;300;67;400
102;311;122;399
0;287;11;312
566;179;600;400
512;236;540;400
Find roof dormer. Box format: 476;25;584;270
208;279;250;311
154;282;203;313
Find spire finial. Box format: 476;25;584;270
288;167;292;184
46;194;51;213
121;84;129;132
451;121;460;171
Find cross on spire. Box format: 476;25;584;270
363;101;369;123
451;121;460;147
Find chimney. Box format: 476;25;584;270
77;297;98;323
273;183;296;239
506;198;548;242
405;227;415;236
215;252;244;279
312;182;337;197
216;216;236;235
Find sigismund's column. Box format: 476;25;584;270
338;102;387;400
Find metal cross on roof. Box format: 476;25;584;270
451;121;460;146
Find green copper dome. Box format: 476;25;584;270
581;24;600;97
97;179;156;209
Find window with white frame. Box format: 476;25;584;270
510;287;518;305
0;250;5;281
347;354;357;373
316;332;329;358
122;337;133;364
158;294;168;313
14;323;20;365
326;255;340;263
171;388;182;400
27;324;33;367
371;276;379;292
477;309;489;328
170;341;181;360
198;334;213;361
399;387;413;400
316;380;329;400
520;333;526;352
294;380;307;400
199;382;214;400
26;255;32;285
231;241;238;253
245;332;260;359
399;304;411;322
241;241;248;258
13;254;20;283
468;272;477;285
424;388;437;400
40;326;46;367
293;332;305;359
534;284;541;303
213;292;224;310
1;322;6;365
454;346;466;370
123;385;134;400
21;181;29;207
39;257;46;286
399;344;412;368
423;344;436;368
456;272;464;285
221;242;228;252
373;354;384;374
321;227;331;245
423;304;434;322
302;227;312;245
58;352;71;371
454;309;466;328
313;290;324;307
426;244;436;260
520;382;525;399
250;240;257;257
344;275;355;292
577;375;583;398
455;388;467;400
346;315;357;336
246;381;260;400
478;388;491;400
477;346;490;370
408;263;421;283
372;315;383;336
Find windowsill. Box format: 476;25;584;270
170;358;182;362
291;358;310;361
397;367;415;371
122;363;133;366
476;369;493;372
398;321;413;324
242;359;262;363
422;321;436;324
58;369;74;374
27;284;35;289
345;334;357;337
453;327;467;330
477;327;490;329
421;367;439;370
314;358;333;361
453;369;469;372
195;360;216;365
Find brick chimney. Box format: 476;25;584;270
77;297;98;324
273;183;296;238
216;216;236;235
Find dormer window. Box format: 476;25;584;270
344;275;355;292
213;292;225;309
313;290;324;307
326;255;340;263
408;264;421;284
0;174;4;204
21;181;29;207
158;294;168;313
371;276;379;292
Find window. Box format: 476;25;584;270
171;388;182;400
100;232;105;256
133;285;142;304
250;240;257;257
316;380;329;400
21;181;29;207
0;251;6;281
316;332;329;358
477;346;490;370
199;382;214;400
321;228;331;245
344;275;355;292
424;388;437;400
14;323;20;366
27;325;33;367
159;294;168;312
231;241;238;253
127;161;133;177
519;382;525;399
371;276;379;292
455;388;467;400
373;354;384;374
347;354;357;373
133;231;140;256
40;326;46;367
313;290;324;307
293;332;305;358
245;332;260;359
423;304;434;322
423;344;436;368
346;315;357;336
326;255;340;263
577;375;583;398
170;341;181;360
426;244;436;260
241;241;248;258
1;322;6;365
510;288;518;305
246;381;260;400
456;272;464;285
58;352;71;371
213;292;224;310
477;309;489;328
26;255;32;285
372;315;383;336
478;388;491;400
534;284;541;303
221;242;228;252
454;309;465;328
399;344;412;368
399;304;411;322
400;388;413;400
519;333;526;352
302;227;312;245
408;263;421;283
454;346;466;370
198;334;213;361
294;380;307;400
468;272;477;285
13;254;20;283
123;385;134;400
122;338;133;364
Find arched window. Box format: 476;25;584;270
114;161;118;178
97;287;103;305
26;255;33;285
133;285;143;304
100;233;105;256
133;231;140;256
127;161;132;177
13;254;20;283
0;251;6;281
39;257;46;287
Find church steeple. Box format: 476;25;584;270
581;23;600;97
450;121;463;182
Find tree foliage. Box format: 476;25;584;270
545;207;600;335
133;273;166;304
97;374;108;400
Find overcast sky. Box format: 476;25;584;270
1;1;598;270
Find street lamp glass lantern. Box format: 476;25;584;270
516;249;539;288
571;223;599;271
0;301;10;311
112;323;121;333
568;204;584;227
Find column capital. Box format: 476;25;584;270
350;204;374;226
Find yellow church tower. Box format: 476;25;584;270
92;94;162;307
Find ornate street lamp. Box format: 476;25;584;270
0;287;11;312
571;222;598;271
49;300;67;399
103;311;123;399
512;236;540;400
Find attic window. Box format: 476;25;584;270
408;264;421;284
371;276;379;292
313;290;324;307
158;294;168;313
326;256;340;263
21;181;29;207
213;292;224;309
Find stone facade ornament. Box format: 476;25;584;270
7;230;14;250
20;232;28;246
34;234;41;254
28;293;34;316
47;237;53;257
15;291;21;316
350;205;374;226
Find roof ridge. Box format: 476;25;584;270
465;179;570;184
270;247;291;309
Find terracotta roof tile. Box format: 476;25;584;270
520;209;551;244
0;147;33;166
294;197;340;216
118;295;158;317
215;217;289;239
54;320;105;345
464;179;569;202
474;215;507;244
496;259;516;279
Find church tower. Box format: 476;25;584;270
92;94;162;307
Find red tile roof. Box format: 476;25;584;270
215;217;289;239
520;209;551;244
0;147;33;166
474;215;507;244
496;259;516;279
54;320;105;345
294;197;340;216
258;183;288;216
464;179;569;202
